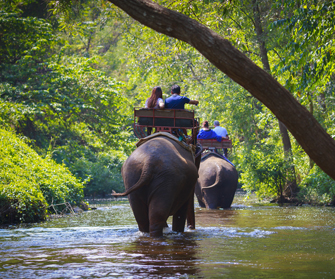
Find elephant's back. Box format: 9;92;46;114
123;136;198;203
136;137;194;163
123;136;197;183
199;155;237;180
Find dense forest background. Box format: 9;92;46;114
1;0;335;223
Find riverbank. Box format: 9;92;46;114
0;129;85;225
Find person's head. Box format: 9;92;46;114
147;86;163;108
171;84;181;94
214;120;220;127
202;121;209;129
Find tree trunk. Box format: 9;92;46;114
252;0;297;195
107;0;335;181
252;0;292;154
307;92;315;169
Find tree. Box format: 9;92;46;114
103;0;335;180
251;0;297;194
0;10;134;197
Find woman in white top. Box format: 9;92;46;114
145;86;165;109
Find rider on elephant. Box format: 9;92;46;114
165;84;199;140
164;85;199;109
197;121;225;142
213;120;229;157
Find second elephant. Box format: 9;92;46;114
195;152;238;209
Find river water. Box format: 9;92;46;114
1;192;335;278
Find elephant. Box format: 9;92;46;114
195;152;238;209
113;133;202;237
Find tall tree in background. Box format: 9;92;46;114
250;0;297;195
101;0;335;181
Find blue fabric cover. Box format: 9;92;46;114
197;129;222;142
165;95;190;109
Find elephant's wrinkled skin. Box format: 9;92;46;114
195;153;238;209
114;136;201;237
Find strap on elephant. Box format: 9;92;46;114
201;150;235;166
136;132;197;162
194;143;203;159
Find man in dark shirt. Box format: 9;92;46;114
165;85;199;109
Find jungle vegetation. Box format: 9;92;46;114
1;0;335;223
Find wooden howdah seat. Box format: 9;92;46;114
197;139;232;151
133;108;199;140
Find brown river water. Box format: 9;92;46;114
1;192;335;278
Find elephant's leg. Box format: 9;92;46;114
195;182;206;208
148;213;169;237
197;197;206;208
203;187;220;209
128;196;150;233
172;201;189;233
186;194;195;229
148;202;170;237
219;175;238;208
221;186;236;209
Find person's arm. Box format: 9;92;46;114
158;99;165;109
210;130;222;142
188;100;199;106
215;136;222;142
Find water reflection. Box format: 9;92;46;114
125;234;200;277
196;207;238;227
1;198;335;278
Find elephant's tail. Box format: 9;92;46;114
112;162;152;197
201;169;221;190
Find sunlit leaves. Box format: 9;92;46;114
271;1;335;95
0;9;136;199
0;128;84;223
0;12;55;64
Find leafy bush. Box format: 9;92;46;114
0;11;134;201
237;142;295;200
0;128;84;224
0;11;54;65
72;151;125;197
298;166;335;205
0;180;47;224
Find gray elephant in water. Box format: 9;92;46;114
113;134;202;237
195;152;238;209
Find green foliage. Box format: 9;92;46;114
0;128;84;224
270;0;335;109
237;141;295;199
2;0;335;209
0;10;135;200
299;166;335;205
57;0;334;205
0;11;55;64
70;151;126;197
